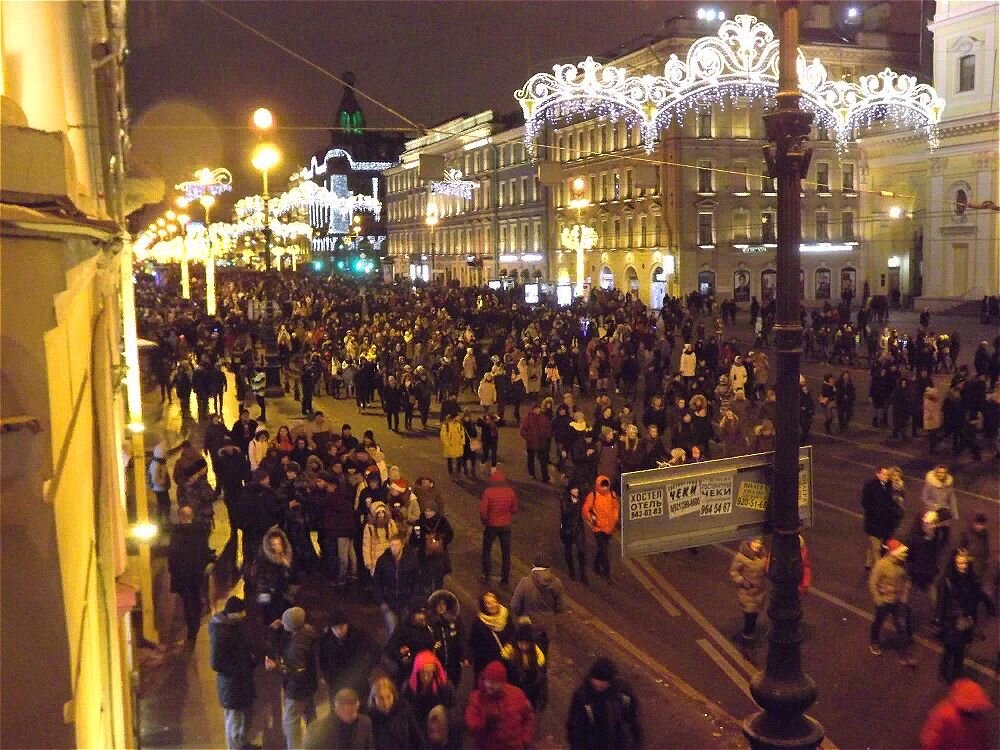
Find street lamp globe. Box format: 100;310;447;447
157;217;166;227
888;206;903;219
166;209;176;221
175;196;190;209
251;143;281;172
199;194;217;210
572;176;586;193
252;107;274;130
178;213;190;226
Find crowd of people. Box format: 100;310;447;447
141;269;997;749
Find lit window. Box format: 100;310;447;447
732;210;748;242
626;168;633;198
817;125;830;141
841;211;855;240
613;220;621;248
697;109;713;138
761;212;776;243
613;172;621;199
842;164;855;191
762;173;776;193
640;215;648;246
816;212;829;241
959;54;975;92
955;189;968;215
732;160;749;192
698;213;714;245
697;160;713;192
816;163;830;192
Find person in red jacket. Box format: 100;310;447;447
765;534;812;596
519;401;552;483
919;678;994;750
464;660;535;750
582;475;621;582
480;468;520;587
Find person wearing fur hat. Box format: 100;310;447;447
464;660;535;750
922;465;959;549
252;525;294;625
729;538;768;642
265;606;318;750
411;499;454;593
428;589;467;688
566;657;642;750
209;597;256;749
501;623;548;712
867;539;916;665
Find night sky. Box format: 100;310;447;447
126;0;708;203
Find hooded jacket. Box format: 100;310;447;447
464;661;535;750
362;502;398;572
440;419;467;458
480;470;519;527
729;540;767;613
511;568;565;621
868;552;911;605
428;589;466;683
919;678;994;750
582;476;620;535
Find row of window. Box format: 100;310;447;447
697;160;855;193
696;210;856;246
558;214;663;251
386;143;532;196
389;221;543;257
557;169;659;206
386;173;543;222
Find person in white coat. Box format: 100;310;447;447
729;356;749;393
478;372;498;412
248;427;270;471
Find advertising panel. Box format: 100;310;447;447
620;448;813;557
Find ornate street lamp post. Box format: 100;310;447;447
743;3;824;748
175;167;232;314
425;201;439;281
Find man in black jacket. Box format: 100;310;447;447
318;608;379;699
167;505;214;643
235;469;279;580
566;657;642;750
861;466;900;571
209;596;256;749
372;534;418;637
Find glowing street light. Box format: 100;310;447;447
252;142;281;272
888;206;903;219
425;202;439;279
252;107;274;131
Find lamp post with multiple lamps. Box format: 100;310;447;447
250;107;280;272
565;176;594;297
743;3;824;748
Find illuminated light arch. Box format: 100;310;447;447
298;148;397;180
515;14;944;152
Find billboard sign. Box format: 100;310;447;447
620;448;813;557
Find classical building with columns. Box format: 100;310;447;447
921;0;999;303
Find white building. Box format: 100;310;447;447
922;0;999;302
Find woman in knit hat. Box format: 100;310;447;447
410;499;454;593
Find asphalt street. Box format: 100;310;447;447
141;308;998;750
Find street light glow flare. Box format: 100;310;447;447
252;143;281;173
129;521;159;543
175;196;190;209
252;107;275;130
888;206;903;219
199;194;217;209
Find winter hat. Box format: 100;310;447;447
328;608;349;626
423;498;441;515
390;478;409;494
588;657;617;682
532;552;550;569
408;594;428;614
481;661;507;683
885;539;908;557
223;596;246;614
949;678;994;713
973;512;988;524
281;606;306;632
285;461;301;474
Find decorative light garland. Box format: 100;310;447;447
560;223;598;251
298;147;397;180
175;167;234;200
515;14;945;153
429;168;479;200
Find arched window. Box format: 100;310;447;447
955;188;968;216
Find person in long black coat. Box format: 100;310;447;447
934;548;996;682
167;505;214;642
209;597;256;750
860;468;901;570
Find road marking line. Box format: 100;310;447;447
633;557;759;679
697;638;753;699
814;498;863;519
830;455;999;505
625;559;681;616
709;544;999;682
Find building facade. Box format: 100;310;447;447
545;5;924;308
1;1;147;747
290;75;403;273
922;0;999;302
384;111;546;286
